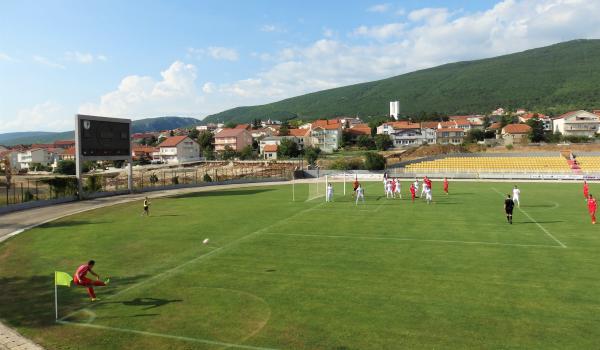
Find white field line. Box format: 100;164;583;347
56;320;279;350
263;232;562;249
491;187;567;248
59;201;325;322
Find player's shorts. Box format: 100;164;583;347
144;206;149;211
505;209;513;215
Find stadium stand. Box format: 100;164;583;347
404;156;573;173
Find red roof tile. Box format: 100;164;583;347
383;121;421;129
288;128;310;137
157;136;189;147
502;124;532;134
263;144;278;152
235;124;251;130
489;122;502;130
215;128;249;138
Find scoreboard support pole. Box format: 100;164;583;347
75;115;83;199
127;160;133;193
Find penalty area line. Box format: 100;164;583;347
491;187;567;248
56;320;279;350
263;232;563;249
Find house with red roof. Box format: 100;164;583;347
310;120;342;153
376;121;434;147
154;136;200;164
501;124;532;145
262;144;278;160
214;128;253;152
552;110;600;138
53;140;75;149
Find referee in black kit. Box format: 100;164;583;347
504;194;514;224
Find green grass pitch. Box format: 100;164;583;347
1;181;600;349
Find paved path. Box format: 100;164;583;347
0;180;291;349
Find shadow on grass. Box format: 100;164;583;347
103;297;183;310
521;204;556;208
0;274;150;328
39;220;109;228
172;188;274;199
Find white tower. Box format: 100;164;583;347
389;101;400;120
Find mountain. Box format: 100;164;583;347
203;39;600;124
0;116;201;146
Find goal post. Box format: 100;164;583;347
293;172;356;202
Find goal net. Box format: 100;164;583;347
303;173;351;202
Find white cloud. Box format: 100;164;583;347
206;46;239;61
0;101;70;133
368;3;391;13
187;46;239;61
408;7;449;24
33;55;65;69
353;23;405;40
323;28;335;38
202;82;215;93
0;53;16;62
261;24;284;33
79;61;206;118
65;51;108;64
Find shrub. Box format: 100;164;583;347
171;176;179;185
364;152;386;170
85;175;102;192
203;173;213;182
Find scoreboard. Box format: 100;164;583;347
76;115;131;160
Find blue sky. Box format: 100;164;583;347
1;0;599;132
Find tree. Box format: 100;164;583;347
188;128;199;140
526;118;546;142
465;129;485;143
55;160;76;175
203;149;215;160
197;131;214;151
239;145;254;160
222;145;237;160
169;130;175;137
357;135;375;150
225;121;237;129
364;151;386;170
279;121;290;136
374;134;393;150
278;138;299;158
3;156;12;188
304;146;321;166
252;119;262;129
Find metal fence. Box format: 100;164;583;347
1;166;294;208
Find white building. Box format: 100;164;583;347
17;148;55;170
377;121;434;147
154;136;201;164
390;101;400;120
552;110;600;137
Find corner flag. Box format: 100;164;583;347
55;271;72;287
54;271;72;320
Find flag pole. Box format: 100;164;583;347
54;272;58;321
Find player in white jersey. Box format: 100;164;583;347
394;179;402;198
512;185;521;207
413;179;420;197
425;185;432;204
355;184;365;205
383;178;388;195
326;183;334;202
420;181;428;199
386;181;393;199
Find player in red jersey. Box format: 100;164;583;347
73;260;110;301
353;177;359;197
588;194;597;224
443;177;449;195
409;183;416;202
583;181;589;200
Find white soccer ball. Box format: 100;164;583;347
203;238;210;245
